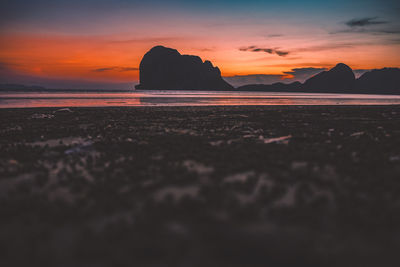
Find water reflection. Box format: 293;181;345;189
1;90;400;108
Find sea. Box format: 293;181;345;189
1;90;400;108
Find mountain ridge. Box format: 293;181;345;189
237;64;400;95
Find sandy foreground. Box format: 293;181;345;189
1;105;400;267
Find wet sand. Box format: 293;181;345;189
1;106;400;267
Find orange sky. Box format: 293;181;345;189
1;32;399;85
1;0;399;88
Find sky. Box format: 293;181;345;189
0;0;399;89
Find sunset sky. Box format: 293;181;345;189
1;0;399;89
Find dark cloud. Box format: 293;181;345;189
304;43;355;51
239;46;290;57
294;39;392;52
92;66;138;72
275;50;290;56
389;38;400;44
119;67;139;71
331;28;400;35
92;67;115;72
379;29;400;34
283;67;326;82
345;17;388;27
332;16;400;37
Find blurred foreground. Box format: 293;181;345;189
1;106;400;267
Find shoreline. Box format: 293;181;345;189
2;88;400;95
3;91;400;109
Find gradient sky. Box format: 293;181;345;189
0;0;399;89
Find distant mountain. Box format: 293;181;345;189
237;64;400;95
302;63;356;93
237;82;301;92
356;68;400;95
8;46;398;95
0;83;47;91
135;46;234;90
0;83;134;92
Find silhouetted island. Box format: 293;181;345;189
238;64;400;95
135;46;233;90
135;46;399;94
356;68;400;95
302;63;355;93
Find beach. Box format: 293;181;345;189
1;105;400;266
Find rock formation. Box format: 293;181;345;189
236;64;358;93
302;63;356;92
135;47;399;94
356;68;400;94
135;46;233;90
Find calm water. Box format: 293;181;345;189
1;90;400;108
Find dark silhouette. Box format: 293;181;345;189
0;83;132;92
356;68;400;95
237;63;357;93
5;47;398;94
238;64;400;95
301;63;356;92
0;83;47;91
135;46;399;94
135;46;234;90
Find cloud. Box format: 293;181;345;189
345;17;388;27
331;28;400;35
92;67;116;72
296;43;356;52
119;67;139;71
239;46;290;57
92;66;138;72
389;38;400;44
224;67;327;87
194;47;215;52
275;50;290;57
353;69;372;78
294;40;391;52
331;16;400;37
283;67;326;82
239;42;361;57
330;17;400;38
